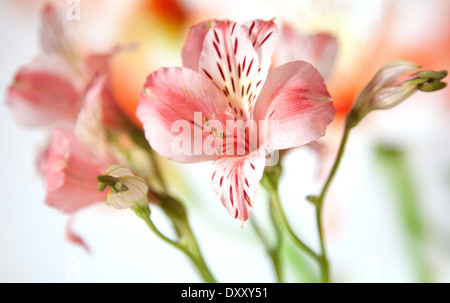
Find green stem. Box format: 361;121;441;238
134;205;216;283
317;121;351;204
251;217;283;283
263;175;321;264
313;118;352;283
181;221;217;283
148;148;168;192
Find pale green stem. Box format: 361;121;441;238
263;174;322;264
313;118;352;283
250;216;283;283
134;205;216;283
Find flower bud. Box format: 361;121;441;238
97;164;149;209
349;61;447;126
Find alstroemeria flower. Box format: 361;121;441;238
138;20;335;222
6;4;87;128
43;128;107;213
6;4;127;129
273;23;338;80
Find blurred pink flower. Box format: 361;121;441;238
6;4;85;127
7;54;85;127
6;4;126;129
273;23;338;80
43;128;107;213
138;20;335;222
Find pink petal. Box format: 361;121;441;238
137;67;229;163
40;3;79;63
66;217;90;252
198;21;263;117
253;61;336;150
182;20;226;71
75;76;116;169
85;45;135;129
7;55;84;128
44;129;107;213
210;149;266;222
275;24;338;79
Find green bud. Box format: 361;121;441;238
103;164;149;209
97;182;107;192
113;182;129;192
419;81;447;92
402;77;428;86
306;195;319;204
97;175;119;185
417;70;448;81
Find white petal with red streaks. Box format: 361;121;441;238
199;21;261;118
210;149;265;222
243;19;278;97
182;20;226;71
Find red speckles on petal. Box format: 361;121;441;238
213;29;220;44
211;171;216;181
246;83;252;96
217;62;225;81
223;87;230;97
202;68;213;80
220;176;224;187
229;185;234;206
210;149;266;222
231;22;236;35
231;77;236;93
213;41;222;59
246;58;254;77
260;31;274;47
248;20;255;36
244;190;252;207
234;37;238;55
